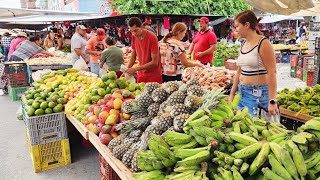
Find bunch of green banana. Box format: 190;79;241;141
163;130;198;151
210;101;235;128
189;126;218;146
133;170;165;180
165;169;209;180
137;151;164;171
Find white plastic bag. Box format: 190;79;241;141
73;57;88;71
120;65;136;83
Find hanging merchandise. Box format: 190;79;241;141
194;18;200;30
145;17;152;25
163;16;171;29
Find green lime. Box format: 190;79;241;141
48;102;56;108
57;98;67;104
105;87;111;94
92;89;98;96
40;102;48;110
53;106;63;113
98;88;106;96
45;108;53;114
26;106;35;116
35;109;45;116
101;74;109;82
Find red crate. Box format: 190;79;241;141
303;56;315;70
99;154;121;180
6;72;29;87
296;67;303;80
307;71;314;87
290;55;298;67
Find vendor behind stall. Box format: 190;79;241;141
10;35;54;61
100;36;124;77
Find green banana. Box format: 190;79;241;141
292;133;308;145
308;130;320;140
305;152;320;164
249;142;270;175
232;168;244;180
210;114;224;122
231;93;241;110
227;144;235;153
148;140;168;159
234;143;246;150
224;157;235;165
231;165;240;171
214;150;233;160
193;126;216;138
189;130;208;146
188;115;211;127
211;110;228;119
218;167;233;180
234;159;243;167
224;164;232;171
174;146;210;160
169;170;197;180
211;121;224;129
306;151;320;169
231;142;262;159
134;170;165;180
213;174;224;180
253;124;267;132
233;121;241;133
298;144;308;154
185;109;205;126
173;165;200;172
281;148;300;180
176;150;210;166
292;145;307;177
239;122;249;133
151;159;164;170
242;117;253;127
164;131;193;146
268;154;293;180
229;132;258;146
267;132;287;142
261;129;271;138
261;167;286;180
150;134;170;148
303;119;320;131
272;136;286;144
217;104;234;119
170;139;198;151
239;162;249;174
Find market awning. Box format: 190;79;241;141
244;0;320;16
259;15;304;23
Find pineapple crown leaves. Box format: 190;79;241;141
200;88;227;111
116;117;151;134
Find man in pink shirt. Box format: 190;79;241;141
189;17;217;65
8;32;27;59
85;28;106;75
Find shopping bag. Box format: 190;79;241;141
73;57;89;71
120;65;136;83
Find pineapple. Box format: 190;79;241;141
129;129;143;138
167;91;187;105
187;85;204;97
147;103;160;117
121;99;144;114
158;100;169;115
163;81;180;94
151;87;168;103
144;82;160;94
113;143;132;159
108;135;123;152
184;95;203;110
131;151;140;172
178;83;188;94
124;137;139;144
170;103;190;118
130;111;149;120
136;93;154;109
122;148;137;167
158;113;174;131
150;116;161;126
173;113;190;132
186;78;200;87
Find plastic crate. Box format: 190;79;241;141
23;110;68;145
303;70;307;82
290;55;298;67
6;72;29;87
296;67;303;80
307;71;315;87
4;62;27;74
280;116;304;131
8;86;27;101
26;132;71;172
290;67;296;78
99;154;121;180
281;55;290;63
212;58;224;67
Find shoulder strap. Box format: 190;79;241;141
257;37;267;53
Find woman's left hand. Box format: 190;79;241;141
268;103;279;115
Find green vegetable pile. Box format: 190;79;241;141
214;42;240;59
277;84;320;117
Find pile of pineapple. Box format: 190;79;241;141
107;79;225;171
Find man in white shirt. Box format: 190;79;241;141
71;25;90;65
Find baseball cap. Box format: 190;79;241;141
198;17;209;23
17;32;27;38
77;25;87;30
97;28;106;39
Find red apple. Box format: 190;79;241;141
97;99;106;106
99;134;113;145
100;125;112;134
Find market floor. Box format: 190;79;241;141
0;95;100;180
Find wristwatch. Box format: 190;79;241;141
269;99;277;105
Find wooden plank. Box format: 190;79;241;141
66;115;89;140
279;107;314;123
88;131;134;180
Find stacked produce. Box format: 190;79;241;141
278;85;320;117
182;66;235;90
25;56;72;65
214;42;240;60
272;44;294;50
122;47;139;67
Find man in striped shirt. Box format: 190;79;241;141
1;32;12;61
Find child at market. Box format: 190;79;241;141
100;37;124;78
228;10;278;117
159;22;204;82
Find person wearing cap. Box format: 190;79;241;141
189;17;217;65
85;28;106;75
10;35;54;61
126;17;162;83
1;32;12;61
8;32;27;59
71;25;89;65
44;31;56;50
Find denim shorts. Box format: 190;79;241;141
91;63;100;75
237;84;269;117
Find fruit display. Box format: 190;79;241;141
272;44;294;50
25;56;72;65
122;47;139;67
214;42;240;59
278;85;320;117
182;66;235;90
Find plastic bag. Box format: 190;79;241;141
120;65;136;83
260;110;280;124
73;57;88;71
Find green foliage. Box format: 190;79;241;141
110;0;251;16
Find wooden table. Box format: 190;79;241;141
280;107;314;123
66;115;134;180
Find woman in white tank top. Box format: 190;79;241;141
229;10;278;117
